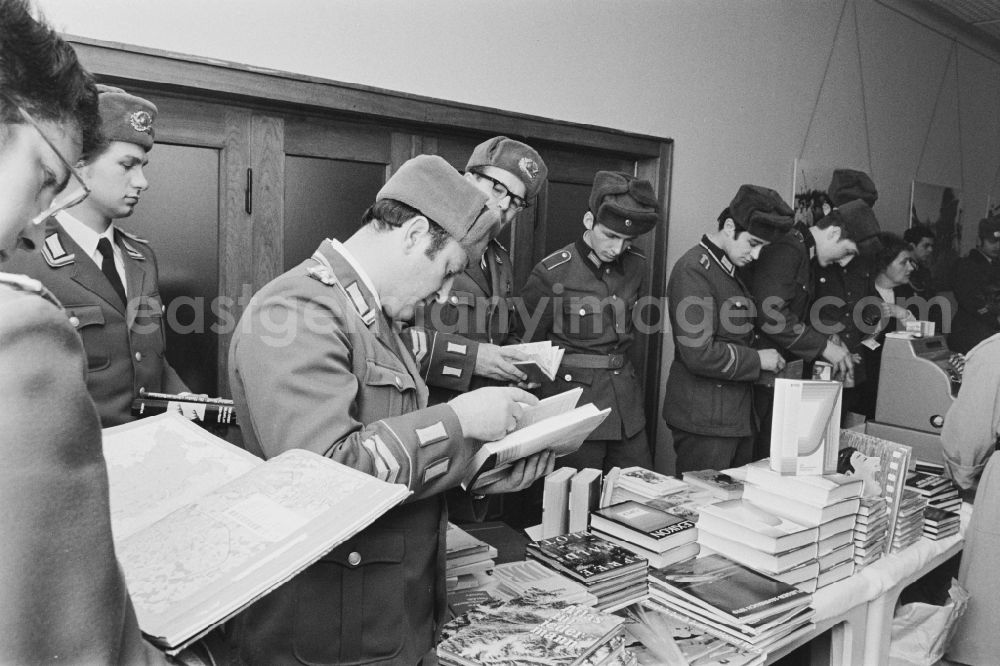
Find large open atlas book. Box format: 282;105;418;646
102;413;410;653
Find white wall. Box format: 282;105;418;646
40;0;1000;469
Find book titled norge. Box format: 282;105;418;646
590;500;696;553
102;413;410;653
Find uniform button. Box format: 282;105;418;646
68;316;80;327
612;294;618;300
579;308;586;316
563;374;572;382
135;351;143;362
613;370;621;375
562;252;569;258
394;376;403;388
605;268;611;274
348;552;361;566
450;295;458;304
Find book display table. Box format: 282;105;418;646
765;502;969;665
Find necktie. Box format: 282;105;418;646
97;237;127;305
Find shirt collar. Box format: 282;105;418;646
796;222;817;261
55;210;116;261
326;238;382;311
699;234;735;276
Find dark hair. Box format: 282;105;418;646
0;0;101;156
794;189;833;226
903;224;934;245
873;232;910;275
361;198;451;258
715;207;750;239
836;446;857;474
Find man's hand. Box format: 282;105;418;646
449;386;539;442
822;337;854;380
476;450;556;495
757;349;785;373
474;344;529;382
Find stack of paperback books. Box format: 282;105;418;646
437;591;634;666
645;554;814;655
527;532;649;612
922;507;961;540
738;460;862;589
889;488;927;553
589;500;699;569
611;466;689;504
853;497;889;567
905;471;961;514
491;559;598;607
680;470;745;500
622;604;766;666
446;523;497;591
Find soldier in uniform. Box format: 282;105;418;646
747;196;879;459
948;215;1000;354
4;85;189;426
405;136;548;401
519;170;661;472
228;154;553;665
0;2;166;662
664;185;791;475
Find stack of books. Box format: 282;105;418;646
611;466;689;504
906;471;961;514
623;603;766;666
527;532;649;612
695;498;819;592
446;522;497;592
437;591;632;666
889;488;927;553
922;507;961;540
853;497;888;567
645;554;814;655
589;500;699;569
739;461;862;589
491;559;598;607
681;470;745;500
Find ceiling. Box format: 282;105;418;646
925;0;1000;50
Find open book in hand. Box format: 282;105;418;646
462;387;610;491
506;341;565;383
102;413;410;654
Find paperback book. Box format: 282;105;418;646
697;531;818;575
526;532;648;584
590;500;697;553
681;470;744;500
506;341;566;383
491;560;598;606
697;499;818;554
744;460;863;505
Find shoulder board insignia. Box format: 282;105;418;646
121;239;146;261
344;280;377;327
791;228;805;243
542;250;572;271
306;264;338;287
42;233;74;267
115;227;149;244
699;253;711;270
626;246;646;260
0;271;63;308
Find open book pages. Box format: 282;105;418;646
463;388;610;491
507;340;565;382
102;413;410;653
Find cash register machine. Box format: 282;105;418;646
870;332;963;464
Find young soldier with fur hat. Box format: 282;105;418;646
4;84;190;426
227;154;553;665
949;214;1000;353
519;170;661;473
664;185;791;474
406;136;548;401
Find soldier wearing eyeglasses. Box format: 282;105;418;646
404;136;548;404
5;85;189;427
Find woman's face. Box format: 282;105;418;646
0;118;81;260
883;249;914;287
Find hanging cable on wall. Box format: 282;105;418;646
852;0;874;175
914;40;958;181
798;0;851;161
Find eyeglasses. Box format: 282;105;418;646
5;99;91;225
474;172;529;211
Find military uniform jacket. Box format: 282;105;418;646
746;223;828;361
663;238;762;437
949;248;1000;354
405;239;519;400
0;274;165;664
2;217;186;426
519;239;647;440
228;240;483;666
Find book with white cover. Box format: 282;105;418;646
697;499;818;554
462;388;610;490
616;466;689;498
491;559;597;606
102;413;410;653
590;529;700;569
697;531;819;575
744;460;862;505
770;379;842;475
743;485;860;527
541;467;577;538
568;468;603;533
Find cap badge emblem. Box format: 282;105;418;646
518;157;539;181
625;219;633;227
129;110;154;134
